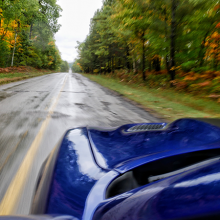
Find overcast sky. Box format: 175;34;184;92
55;0;103;63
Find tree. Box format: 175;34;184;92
0;0;62;69
72;59;82;73
60;60;69;72
76;0;220;82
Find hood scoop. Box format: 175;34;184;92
126;123;166;132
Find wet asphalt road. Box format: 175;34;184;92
0;70;160;215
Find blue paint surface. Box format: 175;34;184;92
44;119;220;220
93;159;220;220
88;119;220;169
46;128;106;219
0;216;77;220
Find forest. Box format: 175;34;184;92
0;0;66;71
73;0;220;96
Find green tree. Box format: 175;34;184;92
60;60;69;72
0;0;62;69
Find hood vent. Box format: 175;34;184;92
126;123;166;132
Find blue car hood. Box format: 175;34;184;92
88;119;220;170
93;158;220;220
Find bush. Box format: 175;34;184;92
93;69;99;73
193;66;210;73
0;39;10;67
181;61;197;72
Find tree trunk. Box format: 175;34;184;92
107;56;111;73
132;56;137;74
100;60;102;74
142;32;146;81
153;56;161;72
126;45;130;69
166;55;170;72
149;60;152;72
112;57;115;73
11;30;17;67
169;0;177;81
164;8;170;72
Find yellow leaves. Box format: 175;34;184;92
183;76;198;81
205;30;220;60
17;48;23;53
211;31;219;39
152;54;160;59
111;14;116;19
11;20;18;28
207;9;213;17
48;56;54;65
132;16;143;21
204;41;209;47
48;41;55;46
210;43;218;48
124;0;132;4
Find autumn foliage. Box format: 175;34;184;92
0;0;63;70
73;0;220;99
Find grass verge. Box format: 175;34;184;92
0;67;54;85
83;73;220;122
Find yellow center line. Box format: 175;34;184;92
0;74;68;215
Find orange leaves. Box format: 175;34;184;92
211;31;220;39
170;80;188;90
48;41;55;46
205;12;220;60
48;56;54;66
197;81;211;87
214;4;220;11
77;63;83;71
205;31;220;61
0;66;30;73
183;76;198;81
138;16;143;20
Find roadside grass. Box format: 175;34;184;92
0;67;54;85
83;74;220;121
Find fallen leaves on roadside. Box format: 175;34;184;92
207;94;220;99
196;81;211;87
